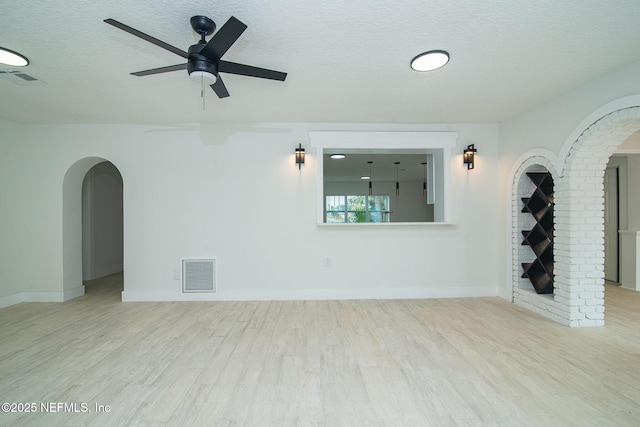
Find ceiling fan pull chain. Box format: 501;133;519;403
201;74;206;110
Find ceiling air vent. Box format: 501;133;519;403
182;259;216;293
0;70;43;85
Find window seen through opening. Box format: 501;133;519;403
325;195;391;223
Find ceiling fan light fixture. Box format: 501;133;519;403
410;50;449;72
189;70;217;81
187;45;218;83
0;47;29;67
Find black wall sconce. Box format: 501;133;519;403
463;144;477;170
295;143;305;169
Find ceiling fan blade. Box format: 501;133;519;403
104;18;188;59
219;61;287;81
199;16;247;61
131;63;187;77
210;77;230;98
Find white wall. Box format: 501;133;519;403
0;121;500;305
3;59;640;309
500;60;640;166
0;121;67;305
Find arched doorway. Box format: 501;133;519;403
82;161;123;282
510;100;640;326
63;157;124;299
555;106;640;326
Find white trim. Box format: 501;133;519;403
122;284;496;302
23;291;68;302
63;285;85;301
315;150;325;222
441;146;452;223
317;222;455;227
0;286;85;308
0;293;24;309
309;131;458;149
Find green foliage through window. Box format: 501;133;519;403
326;195;390;223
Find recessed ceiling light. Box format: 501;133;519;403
360;175;370;180
0;47;29;67
410;50;449;72
330;154;346;159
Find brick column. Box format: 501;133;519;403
511;108;640;326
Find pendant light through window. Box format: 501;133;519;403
422;162;427;197
395;162;400;196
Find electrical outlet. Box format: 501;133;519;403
323;257;330;267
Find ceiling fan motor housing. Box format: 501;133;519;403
187;42;218;79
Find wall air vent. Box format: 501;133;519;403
182;259;216;293
0;70;43;85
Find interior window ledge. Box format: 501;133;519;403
317;222;455;227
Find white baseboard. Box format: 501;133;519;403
63;285;85;301
122;285;498;302
23;291;66;302
0;293;24;309
0;286;85;308
3;285;498;306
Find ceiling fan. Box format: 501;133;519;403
104;15;287;98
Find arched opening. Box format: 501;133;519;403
82;161;123;289
510;104;640;326
63;157;124;300
511;156;559;319
555;107;640;326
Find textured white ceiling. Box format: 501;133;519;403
2;0;640;125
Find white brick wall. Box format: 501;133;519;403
512;158;563;319
511;108;640;327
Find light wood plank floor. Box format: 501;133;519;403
1;274;639;426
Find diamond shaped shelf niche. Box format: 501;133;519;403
521;172;554;294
